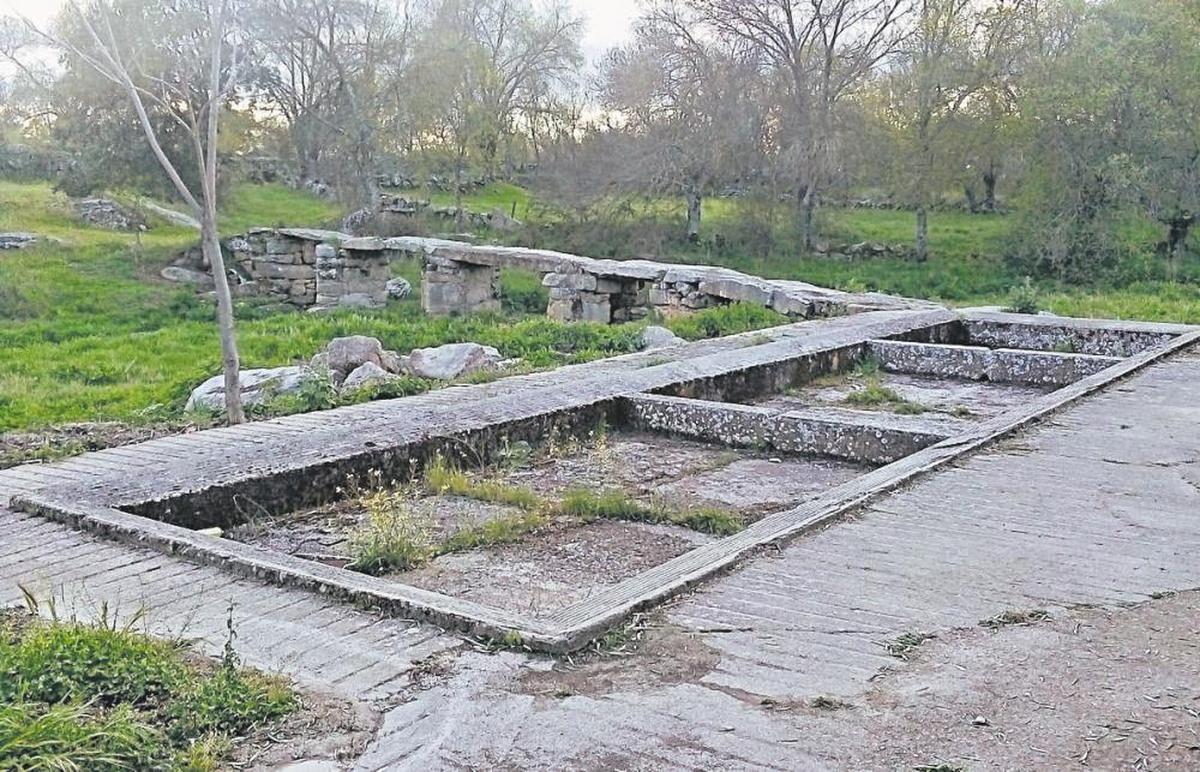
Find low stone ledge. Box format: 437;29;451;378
868;340;1122;387
14;493;562;649
959;310;1187;357
623;393;954;464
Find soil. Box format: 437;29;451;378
0;421;210;470
228;432;871;565
757;371;1054;422
398;519;712;619
234;685;379;771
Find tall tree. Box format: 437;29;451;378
37;0;247;422
687;0;913;250
602;1;765;241
881;0;1028;260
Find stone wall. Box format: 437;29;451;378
228;228;387;310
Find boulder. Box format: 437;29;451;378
341;361;399;391
386;277;413;300
185;366;314;412
75;198;146;231
407;342;502;380
161;265;212;286
641;325;685;350
325;335;384;375
380;350;408;374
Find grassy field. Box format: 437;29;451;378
0;181;782;433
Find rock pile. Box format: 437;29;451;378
75;198;147;231
185;337;507;413
0;232;38;250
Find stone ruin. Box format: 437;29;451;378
164;228;934;318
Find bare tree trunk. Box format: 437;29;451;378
1166;214;1194;282
915;205;929;262
982;163;998;212
799;184;816;252
685;188;702;243
201;215;245;423
454;151;465;229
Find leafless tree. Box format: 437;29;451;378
602;1;766;240
30;0;247;423
687;0;913;249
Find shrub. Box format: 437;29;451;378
347;490;437;574
1004;276;1043;314
166;665;295;743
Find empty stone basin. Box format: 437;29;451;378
759;371;1054;422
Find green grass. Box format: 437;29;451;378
559;487;744;536
0;606;295;770
0;178;790;434
5;175;1199;436
423;457;543;511
439;511;549;554
393;181;534;219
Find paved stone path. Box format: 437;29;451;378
1;334;1197;769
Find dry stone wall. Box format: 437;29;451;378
211;229;935;319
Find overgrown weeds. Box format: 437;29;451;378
346;488;437;575
0;599;295;770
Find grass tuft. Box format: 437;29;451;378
559;488;744;536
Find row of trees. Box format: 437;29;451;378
591;0;1200;276
2;0;1196;276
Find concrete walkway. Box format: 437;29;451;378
1;343;1197;769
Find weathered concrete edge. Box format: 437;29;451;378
868;339;1123;387
9;495;561;648
959;308;1199;336
541;328;1200;647
14;318;1195;654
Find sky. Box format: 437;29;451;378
0;0;639;62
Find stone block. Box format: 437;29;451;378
542;272;597;291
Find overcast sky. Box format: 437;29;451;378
1;0;639;62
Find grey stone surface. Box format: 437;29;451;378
870;339;1122;387
385;277;412;300
342;361;399;391
185;366;314;412
406;342;502;380
640;325;685;350
325;336;385;376
160;265;212;286
0;232;38;249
